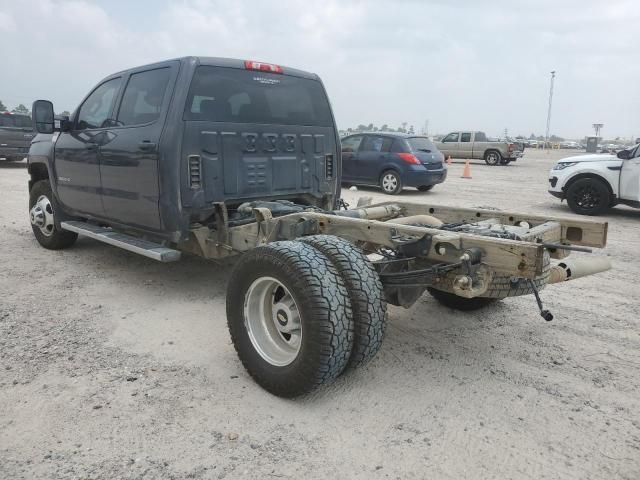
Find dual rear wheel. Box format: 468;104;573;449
226;236;387;397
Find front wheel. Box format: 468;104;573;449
29;180;77;250
484;150;502;166
226;241;354;397
566;178;610;216
417;185;434;192
380;170;402;195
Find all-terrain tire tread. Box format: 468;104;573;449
428;251;551;309
301;235;387;369
226;241;354;397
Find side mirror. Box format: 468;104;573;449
617;149;630;160
32;100;55;134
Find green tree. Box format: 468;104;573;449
0;100;6;111
408;125;415;134
12;104;30;115
58;110;71;117
380;124;389;132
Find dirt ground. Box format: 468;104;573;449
1;149;639;479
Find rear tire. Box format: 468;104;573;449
427;288;498;311
566;178;610;216
226;241;354;397
380;170;402;195
300;235;387;370
29;180;77;250
484;150;502;166
417;185;434;192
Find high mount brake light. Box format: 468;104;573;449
244;60;283;74
397;152;421;165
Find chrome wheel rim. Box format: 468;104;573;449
30;195;55;237
486;153;499;165
382;173;398;192
244;277;302;366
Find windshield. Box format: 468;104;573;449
407;137;436;152
184;66;333;127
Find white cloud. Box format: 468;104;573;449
0;0;637;138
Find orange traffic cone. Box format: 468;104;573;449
446;155;453;165
461;161;472;179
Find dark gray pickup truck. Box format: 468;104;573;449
0;112;34;161
28;56;610;397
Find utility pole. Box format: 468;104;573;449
544;70;556;152
592;123;603;139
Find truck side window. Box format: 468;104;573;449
341;135;363;153
116;68;171;127
460;133;471;142
76;78;121;130
442;133;459;142
474;132;487;142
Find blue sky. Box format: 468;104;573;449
1;0;638;139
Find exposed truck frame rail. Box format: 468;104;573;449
182;201;607;276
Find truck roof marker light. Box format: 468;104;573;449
244;60;283;74
397;153;421;165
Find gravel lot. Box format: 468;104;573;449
1;150;639;479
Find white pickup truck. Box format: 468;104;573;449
548;144;640;215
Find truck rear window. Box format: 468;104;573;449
184;66;333;127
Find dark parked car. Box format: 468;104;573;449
341;133;447;194
0;112;34;161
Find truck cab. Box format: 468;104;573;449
548;144;640;215
28;57;340;247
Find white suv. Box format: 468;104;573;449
548;144;640;215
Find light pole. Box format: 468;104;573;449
544;71;556;152
592;123;603;140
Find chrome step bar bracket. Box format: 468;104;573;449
61;221;181;263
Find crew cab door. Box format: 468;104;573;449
620;144;640;202
439;132;460;157
459;132;473;158
471;131;488;158
341;135;364;182
98;63;177;230
54;76;122;217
